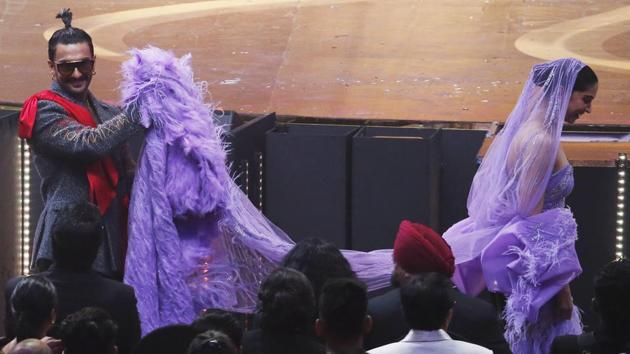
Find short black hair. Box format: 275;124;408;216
318;278;368;340
400;273;454;331
187;330;236;354
48;8;94;61
60;307;117;354
573;65;598;92
258;267;316;334
11;276;57;341
594;259;630;346
51;202;104;270
282;238;356;301
192;309;243;347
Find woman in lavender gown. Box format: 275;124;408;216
443;58;598;354
118;47;394;335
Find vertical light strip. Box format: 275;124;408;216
243;160;250;196
616;153;627;259
17;138;31;275
16;136;23;274
257;152;264;210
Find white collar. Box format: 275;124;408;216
402;329;451;343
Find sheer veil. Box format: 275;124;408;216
444;58;585;295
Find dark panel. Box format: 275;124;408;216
438;129;485;233
225;112;276;209
0;109;19;336
265;124;359;248
568;167;618;329
351;127;439;251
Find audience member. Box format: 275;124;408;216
188;330;236;354
7;339;52;354
242;267;325;354
316;278;372;354
133;325;198;354
192;309;243;353
59;307;117;354
282;238;356;301
369;273;491;353
5;202;140;354
2;276;61;354
364;220;508;353
552;258;630;353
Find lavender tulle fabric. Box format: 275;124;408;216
120;47;393;335
443;58;585;354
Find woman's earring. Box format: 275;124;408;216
92;71;96;76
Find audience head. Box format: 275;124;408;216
187;330;236;354
392;220;454;286
192;309;243;349
593;258;630;345
316;278;372;344
134;324;198;354
401;273;455;331
52;202;105;271
282;238;356;300
258;267;316;334
60;307;117;354
10;276;57;341
7;339;52;354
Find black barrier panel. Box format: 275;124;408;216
0;109;19;335
438;129;486;233
224;112;276;209
265;124;359;248
568;166;619;328
351;127;439;251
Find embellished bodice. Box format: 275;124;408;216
543;164;574;211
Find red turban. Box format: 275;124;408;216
393;220;455;277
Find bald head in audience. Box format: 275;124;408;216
8;339;52;354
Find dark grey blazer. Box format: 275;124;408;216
28;82;141;276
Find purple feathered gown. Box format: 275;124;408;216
120;47;393;335
444;58;585;354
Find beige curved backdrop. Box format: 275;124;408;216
1;0;629;124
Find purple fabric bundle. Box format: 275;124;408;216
120;47;393;335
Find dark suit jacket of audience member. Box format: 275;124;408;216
364;287;510;354
242;329;325;354
4;267;141;354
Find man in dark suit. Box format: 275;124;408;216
364;220;510;353
5;202;140;354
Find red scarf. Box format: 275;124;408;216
19;90;120;215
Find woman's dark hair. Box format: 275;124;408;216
48;8;94;61
573;65;598;92
281;238;355;301
60;307;117;354
10;275;57;341
532;62;598;92
258;267;316;334
187;330;236;354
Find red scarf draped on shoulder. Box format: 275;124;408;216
19;90;120;215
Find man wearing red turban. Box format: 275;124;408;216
365;220;509;353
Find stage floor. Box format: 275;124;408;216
1;0;630;126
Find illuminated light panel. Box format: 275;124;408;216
616;153;627;259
